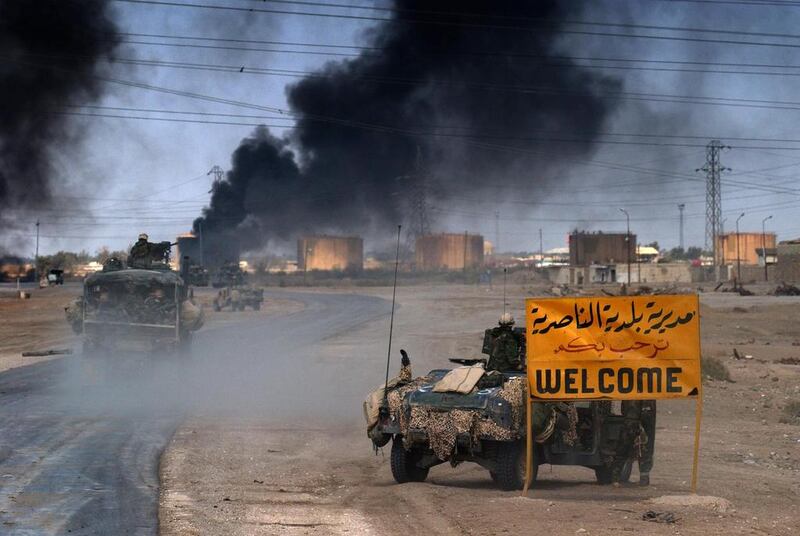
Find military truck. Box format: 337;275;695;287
211;261;245;288
65;240;204;375
186;263;210;287
366;353;648;490
212;286;264;311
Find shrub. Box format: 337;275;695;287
780;400;800;424
701;356;732;382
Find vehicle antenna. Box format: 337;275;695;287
381;225;402;415
503;267;507;315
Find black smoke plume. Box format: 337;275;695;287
195;0;622;261
0;1;120;218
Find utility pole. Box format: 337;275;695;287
539;228;543;269
619;208;631;285
678;203;685;251
399;148;431;259
197;220;205;267
762;215;773;282
34;219;40;285
735;212;745;288
698;140;729;269
207;165;224;189
494;211;500;257
720;218;727;268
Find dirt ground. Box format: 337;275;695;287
2;283;798;534
0;285;78;373
156;284;800;536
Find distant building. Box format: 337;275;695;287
0;257;34;282
298;236;363;272
716;232;776;266
569;231;635;266
636;245;660;263
175;232;202;269
415;233;484;271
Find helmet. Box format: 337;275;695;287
138;233;148;241
499;313;515;326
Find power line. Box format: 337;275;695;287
111;0;800;50
115;32;800;71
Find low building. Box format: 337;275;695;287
616;262;693;284
636;245;660;263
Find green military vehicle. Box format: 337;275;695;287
212;286;264;311
211;261;245;288
65;239;204;376
366;341;652;490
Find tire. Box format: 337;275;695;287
253;302;261;311
595;465;614;485
494;441;531;491
212;301;221;312
390;438;429;484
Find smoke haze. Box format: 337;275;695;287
0;1;120;222
195;0;624;258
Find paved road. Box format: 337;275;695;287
0;291;388;535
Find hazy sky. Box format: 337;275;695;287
6;0;800;257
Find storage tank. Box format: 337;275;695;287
297;236;363;272
415;233;484;271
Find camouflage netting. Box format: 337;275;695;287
390;376;527;461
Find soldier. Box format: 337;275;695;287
484;313;524;372
129;233;152;268
615;399;656;485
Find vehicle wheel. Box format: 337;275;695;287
212;301;221;312
594;465;615;485
390;438;429;483
253;302;261;311
494;441;531;491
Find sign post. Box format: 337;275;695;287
522;295;702;494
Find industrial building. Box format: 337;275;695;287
297;236;363;272
568;231;636;266
175;232;202;269
716;232;776;266
415;233;484;271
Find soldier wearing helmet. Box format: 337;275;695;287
129;233;153;269
483;313;525;372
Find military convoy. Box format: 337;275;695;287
212;286;264;311
65;234;204;375
211;261;245;288
366;318;654;490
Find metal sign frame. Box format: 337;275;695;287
521;294;703;494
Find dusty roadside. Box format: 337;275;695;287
159;285;800;535
0;285;78;373
0;285;303;374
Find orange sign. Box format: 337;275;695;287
525;295;701;400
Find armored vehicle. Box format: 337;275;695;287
211;261;245;288
212;286;264;311
366;355;650;490
186;263;210;287
65;239;204;372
